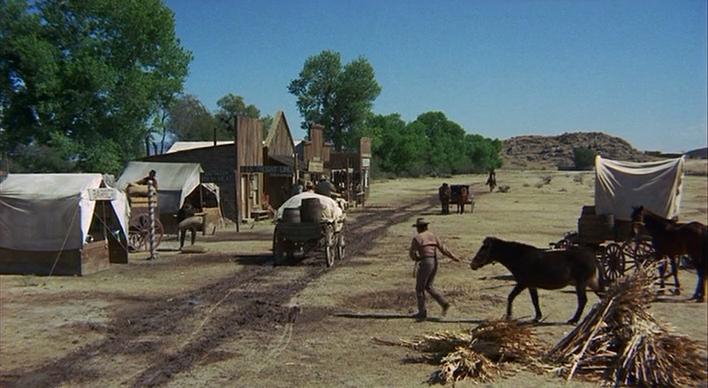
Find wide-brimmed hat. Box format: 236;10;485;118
412;217;430;227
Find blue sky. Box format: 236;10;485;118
165;0;707;153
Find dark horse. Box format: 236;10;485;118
631;206;707;302
470;237;603;324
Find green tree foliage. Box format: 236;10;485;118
0;0;191;173
573;147;595;170
359;112;502;177
215;93;260;123
288;50;381;151
166;94;220;141
214;93;272;137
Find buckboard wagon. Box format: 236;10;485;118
272;197;346;267
551;156;685;283
450;184;473;203
552;205;654;282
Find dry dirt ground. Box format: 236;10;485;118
1;170;706;387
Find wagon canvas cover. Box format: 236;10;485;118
275;192;344;222
594;156;684;221
0;174;128;251
117;161;203;213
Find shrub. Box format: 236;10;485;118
573;147;595;170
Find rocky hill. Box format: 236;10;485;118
501;131;651;169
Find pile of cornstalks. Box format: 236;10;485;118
374;320;546;384
547;263;707;386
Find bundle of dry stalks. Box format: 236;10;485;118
374;320;546;384
547;263;707;386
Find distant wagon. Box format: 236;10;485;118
450;184;474;212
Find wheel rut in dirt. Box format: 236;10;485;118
2;188;484;387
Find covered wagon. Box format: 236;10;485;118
273;192;346;267
555;156;685;281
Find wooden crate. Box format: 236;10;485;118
578;213;614;243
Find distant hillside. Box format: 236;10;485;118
685;147;707;159
501;131;651;169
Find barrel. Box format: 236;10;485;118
300;198;323;223
282;208;301;223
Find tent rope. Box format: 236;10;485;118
48;201;81;276
92;207;130;252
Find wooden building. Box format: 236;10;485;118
262;111;297;208
235;116;264;223
145;143;238;219
144;113;299;224
295;123;329;181
326;137;372;204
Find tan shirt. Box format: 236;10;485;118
409;230;456;261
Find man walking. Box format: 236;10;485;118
409;218;462;321
176;202;203;249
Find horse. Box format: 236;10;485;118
630;206;707;302
470;237;603;324
456;186;469;214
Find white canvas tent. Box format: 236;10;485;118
117;161;203;213
0;174;128;251
595;156;684;221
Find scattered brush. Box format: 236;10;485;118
374;320;546;384
546;263;707;386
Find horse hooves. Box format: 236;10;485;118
672;289;681;296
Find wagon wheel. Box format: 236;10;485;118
335;234;346;261
601;243;625;282
324;226;335;268
621;239;655;271
128;214;164;251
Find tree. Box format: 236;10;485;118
410;112;468;174
288;50;381;151
0;0;191;173
166;94;220;141
573;147;595;170
215;93;260;123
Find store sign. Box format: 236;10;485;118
308;160;324;172
88;188;117;201
240;165;293;176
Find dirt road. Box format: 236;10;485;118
1;188;450;387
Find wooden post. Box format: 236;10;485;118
234;116;241;233
346;157;351;204
147;181;157;259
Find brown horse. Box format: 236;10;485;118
456;186;469;214
631;206;707;302
470;237;603;324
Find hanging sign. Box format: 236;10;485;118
88;188;117;201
